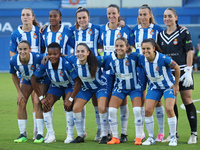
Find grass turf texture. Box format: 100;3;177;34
0;72;199;150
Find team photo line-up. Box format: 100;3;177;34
9;3;197;146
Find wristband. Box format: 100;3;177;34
69;97;74;102
39;95;44;101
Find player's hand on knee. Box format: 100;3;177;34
64;99;72;110
41;97;51;111
179;66;193;87
17;93;26;105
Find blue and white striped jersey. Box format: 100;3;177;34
41;24;75;55
9;25;42;53
66;55;107;90
132;23;163;54
103;52;141;90
99;24;134;56
9;52;43;80
70;23;100;56
34;57;77;88
138;51;175;90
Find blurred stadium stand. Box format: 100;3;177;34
0;0;200;71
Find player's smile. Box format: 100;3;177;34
48;48;60;64
76;45;90;65
142;42;156;62
115;39;127;59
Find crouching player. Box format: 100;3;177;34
10;40;49;143
31;42;82;143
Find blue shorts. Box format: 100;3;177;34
146;88;175;101
47;86;73;98
21;75;50;86
76;85;109;101
104;73;115;94
137;67;148;91
112;87;143;101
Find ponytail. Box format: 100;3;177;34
76;43;98;78
22;8;40;27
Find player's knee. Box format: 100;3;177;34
98;106;107;114
165;106;174;116
145;107;153;117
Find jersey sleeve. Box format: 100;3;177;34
126;26;134;46
35;53;44;64
157;33;162;47
183;29;194;52
34;63;46;78
98;26;104;46
102;55;112;71
163;54;173;67
132;26;137;46
9;56;17;74
67;28;75;48
137;54;144;68
65;61;78;80
9;33;18;53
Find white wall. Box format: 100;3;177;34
122;0;182;8
86;0;120;8
62;0;182;8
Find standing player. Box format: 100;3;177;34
99;4;134;142
41;9;75;54
65;43;109;144
31;42;82;143
102;37;143;145
10;40;49;143
157;8;198;144
70;7;101;141
9;8;43;140
40;9;77;142
138;39;180;146
132;4;165;142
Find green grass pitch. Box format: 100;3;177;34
0;72;199;150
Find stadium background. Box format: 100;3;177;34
0;0;200;71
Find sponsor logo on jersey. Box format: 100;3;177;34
33;33;37;39
116;32;121;38
150;30;154;35
60;70;64;77
125;60;130;66
58;35;63;41
30;65;35;70
156;66;160;71
186;40;192;44
88;29;93;35
173;39;178;45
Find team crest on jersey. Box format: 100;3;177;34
150;30;154;35
58;35;63;41
88;29;93;35
116;32;121;38
33;33;37;39
30;65;35;70
125;60;130;66
173;39;178;45
156;66;160;71
60;71;64;77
